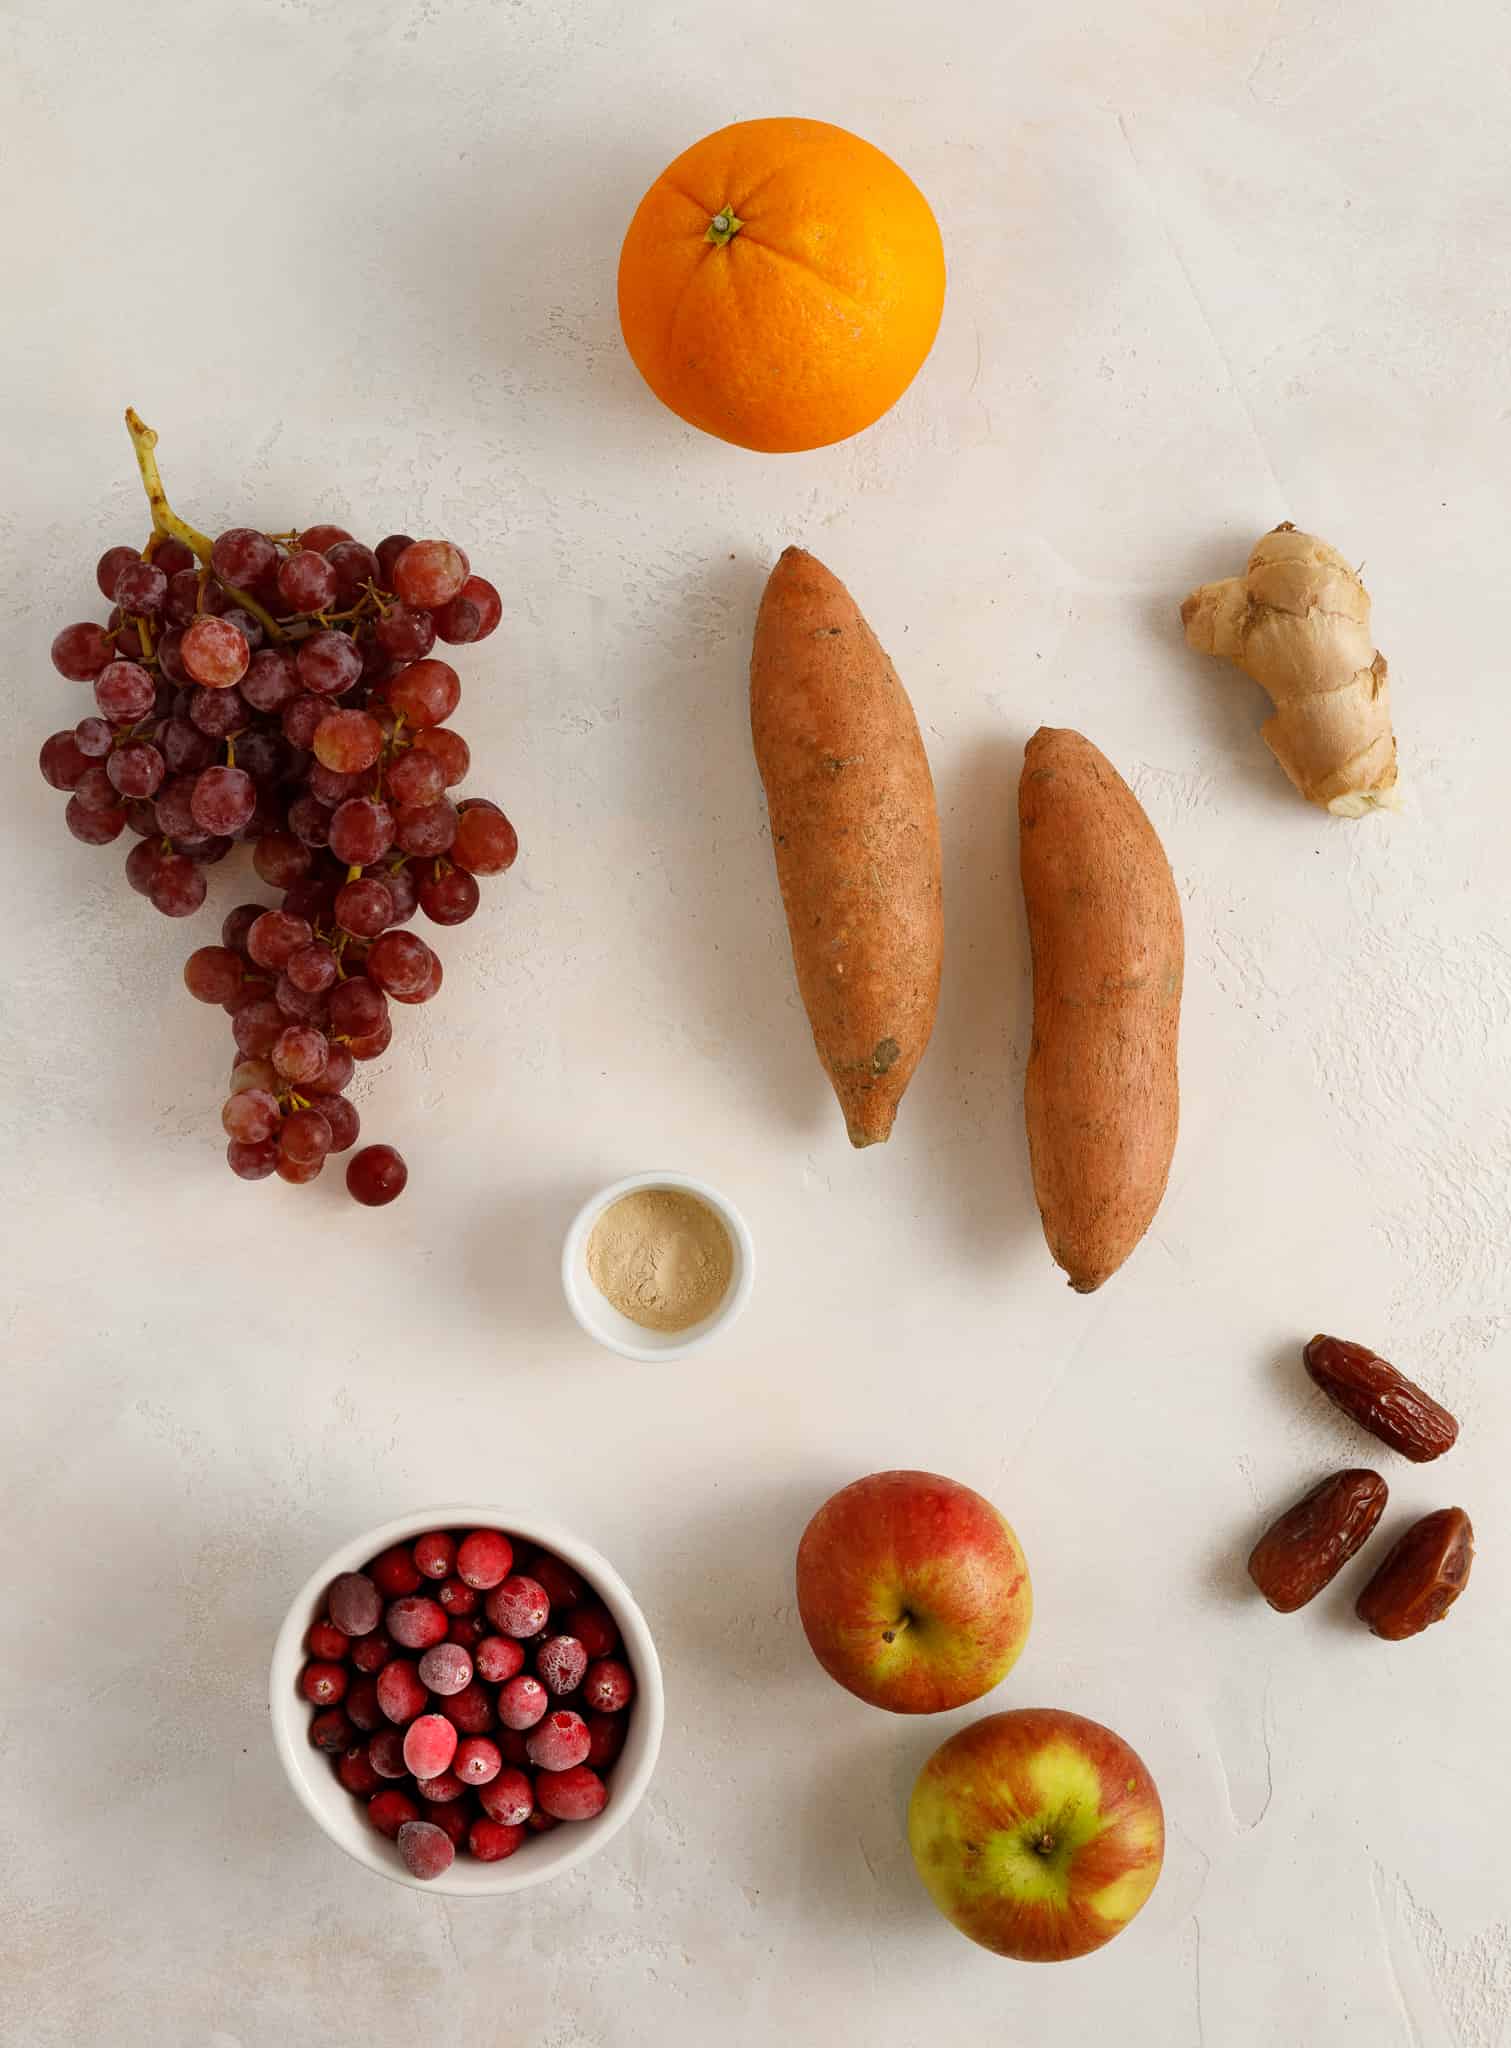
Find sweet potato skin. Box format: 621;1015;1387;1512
751;548;943;1146
1019;728;1182;1290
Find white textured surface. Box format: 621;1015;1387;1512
2;0;1509;2041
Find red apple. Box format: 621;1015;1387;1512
907;1707;1164;1960
795;1470;1031;1713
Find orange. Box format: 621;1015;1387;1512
617;117;946;454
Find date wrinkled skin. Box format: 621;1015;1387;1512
1303;1335;1460;1462
1356;1507;1474;1640
1248;1469;1390;1612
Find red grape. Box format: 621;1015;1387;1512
326;541;378;605
386;659;459;728
280;1108;333;1166
315;1041;355;1093
241;647;300;712
247;910;313;970
328;975;387;1037
313;710;383;774
376;605;436;662
433;576;501;645
418;867;479;926
386;748;446;808
149;853;208;916
392;541;467;609
40;731;90;790
306;1092;359;1153
74;763;122;811
189;685;246;739
412;727;470;786
97;545;143;601
452;805;517;875
276;550;338;614
95;660;156;722
366;930;434;997
276;1152;325;1185
297;631;363;696
274;972;331;1026
388;951;442;1005
191;765;256;835
287;942;338;994
228;1137;279;1180
184;947;244;1005
374;534;414;585
346;1144;407;1206
212;528;277;588
158;717;215;775
154;537;196;576
329;797;395;865
335;877;394;937
282;694;328;749
182;616;250;688
287;794;333;847
253;832;312;888
113;560;169;615
74;716;114;758
107;741;165;799
272;1025;328;1084
52;622;116;680
379;861;419;925
125;839;162;894
298;523;352;553
222;1088;280;1142
66;794;126;844
394;800;458;858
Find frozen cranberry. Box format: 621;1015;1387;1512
582;1658;634;1713
562;1603;618;1660
351;1630;393;1675
527;1810;560;1834
411;1531;455;1580
415;1772;465;1806
469;1818;526;1862
495;1728;532;1768
309;1708;354;1754
403;1714;458;1780
474;1635;526;1685
299;1661;348;1707
417;1643;473;1697
307;1618;348;1662
454;1736;502;1788
368;1788;420;1840
447;1614;487;1651
536;1636;588;1697
368;1543;422;1598
585;1711;627;1771
486;1576;550;1638
435;1577;477;1618
396;1820;455;1882
375;1659;428;1725
527;1711;590;1773
367;1727;407;1779
336;1745;381;1798
477;1766;533;1825
328;1571;381;1637
526;1552;585;1610
429;1800;471;1848
455;1528;514;1590
537;1765;607;1822
438;1681;495;1735
345;1676;382;1732
386;1596;449;1650
497;1674;549;1732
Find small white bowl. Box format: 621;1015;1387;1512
561;1170;755;1363
270;1505;664;1895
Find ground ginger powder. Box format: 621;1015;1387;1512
585;1187;734;1334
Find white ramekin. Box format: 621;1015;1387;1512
560;1170;755;1363
269;1505;664;1895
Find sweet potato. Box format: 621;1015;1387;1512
1019;728;1182;1290
751;548;943;1146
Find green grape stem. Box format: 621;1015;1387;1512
123;408;285;643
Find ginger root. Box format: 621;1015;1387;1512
1181;523;1399;817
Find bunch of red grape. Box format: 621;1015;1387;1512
38;450;517;1203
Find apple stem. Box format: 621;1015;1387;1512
1034;1832;1056;1856
880;1611;912;1646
